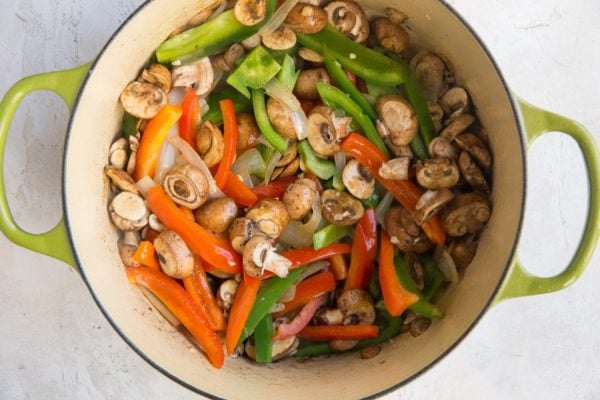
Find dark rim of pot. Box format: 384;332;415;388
62;1;527;399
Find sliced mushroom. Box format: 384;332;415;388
321;189;364;226
246;198;290;239
428;136;459;160
229;217;261;253
455;133;492;170
410;50;449;101
283;178;318;220
379;157;411;181
428;101;444;133
163;164;209;209
385;7;408;24
385;137;414;158
329;339;359;351
315;308;344;326
236;113;261;153
448;235;478;269
373;17;409;54
442;193;491;237
272;157;300;180
140;64;172;94
118;232;141;268
109;192;149;232
361;345;381;359
276;141;298;167
234;0;267;26
413;189;455;225
108;138;128;171
439;113;475;141
262;26;297;50
213;44;245;72
342;159;375;199
458;151;489;191
245;336;299;361
126;135;139;176
217;279;239;312
267;98;299;140
325;0;369;43
338;289;375;325
406;253;425;291
195;197;238;233
294;68;331;100
148;214;166;232
440;86;470;118
410;316;431;337
243;236;292;278
284;3;327;34
104;166;139;194
385;206;432;254
120;81;167;120
298;47;324;64
415;158;460;190
171;57;214;96
197;121;225;168
154;231;194;279
376;95;418;146
307;107;340;157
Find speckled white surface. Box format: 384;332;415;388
1;0;599;399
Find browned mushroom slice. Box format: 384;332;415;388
442;193;491;237
405;252;425;291
325;0;369;43
448;235;478;269
213;44;246;72
243;236;292;278
284;3;328;34
307;107;340;157
439;113;475;141
410;50;449;101
379;157;411;181
298;47;325;64
229;217;260;253
315;308;344;325
410;316;431;337
272;156;300;180
440;86;470;118
276;141;298;167
342;159;375;200
171;57;214;96
320;189;365;226
455;133;492;170
428;101;445;133
148;214;166;232
385;7;408;24
217;279;239;313
415;158;460;190
154;231;195;279
337;289;376;325
376;95;418;146
458;151;489;191
197;121;225;167
118;232;141;268
236;113;260;153
108;138;129;170
267;98;299;140
262;26;297;50
294;68;331;100
140;64;172;94
428;136;459;160
283;178;318;221
109;191;149;232
385;205;433;254
120;81;167;120
384;137;414;158
414;189;455;225
372;17;410;54
246;198;290;239
234;0;267;26
245;335;299;361
104;166;139;194
163;164;209;209
195;197;238;233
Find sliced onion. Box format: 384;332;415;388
258;0;301;37
139;286;181;327
434;245;459;283
199;98;210;117
207;0;227;21
168;86;186;105
279;194;322;248
375;192;394;228
238;171;255;188
257;134;275;149
154;125;179;184
296;260;329;283
335;151;346;176
264;79;308;140
136;176;157;197
279;285;297;303
232;148;266;178
264;151;282;183
168;136;224;199
270;303;286;313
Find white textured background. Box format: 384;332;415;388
1;0;599;399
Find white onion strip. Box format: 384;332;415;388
154;125;179;184
375;192;394;228
258;0;301;37
434;245;459;283
279;194;322;248
264;79;308;140
296;261;330;283
139;286;181;327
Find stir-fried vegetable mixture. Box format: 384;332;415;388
106;0;493;368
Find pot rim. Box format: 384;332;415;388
61;0;527;398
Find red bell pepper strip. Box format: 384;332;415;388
226;276;261;355
345;70;357;86
179;87;200;150
125;267;224;368
132;241;161;271
379;230;420;316
146;185;242;274
222;173;259;207
341;133;446;245
274;295;326;340
214;99;238;189
143;229;160;243
299;325;379;341
183;260;227;331
134;104;182;181
344;209;377;291
278;271;336;315
250;176;297;200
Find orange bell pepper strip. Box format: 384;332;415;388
214;99;238;189
126;267;224;368
179;87;200;150
134;104;182;181
225;276;261;355
344;209;377;291
143;229;160;243
183;260;226;331
145;185;242;274
341;133;446;245
250;176;297;200
329;254;348;281
278;271;336;315
178;205;196;223
379;230;419;316
132;241;161;271
298;325;379;341
222;173;259;207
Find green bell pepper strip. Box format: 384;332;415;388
227;46;282;99
409;130;429;160
238;267;307;344
361;189;381;210
394;255;443;319
278;54;300;90
296;24;408;86
254;314;274;363
323;53;377;119
368;266;382;301
297;140;337;180
312;224;352;250
156;0;277;64
366;81;397;99
403;69;437;146
251;88;288;153
421;257;445;301
204;87;252;125
316;83;390;158
122;112;138;138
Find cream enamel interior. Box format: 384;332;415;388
63;0;524;398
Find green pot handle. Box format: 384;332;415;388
495;98;600;303
0;64;90;268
